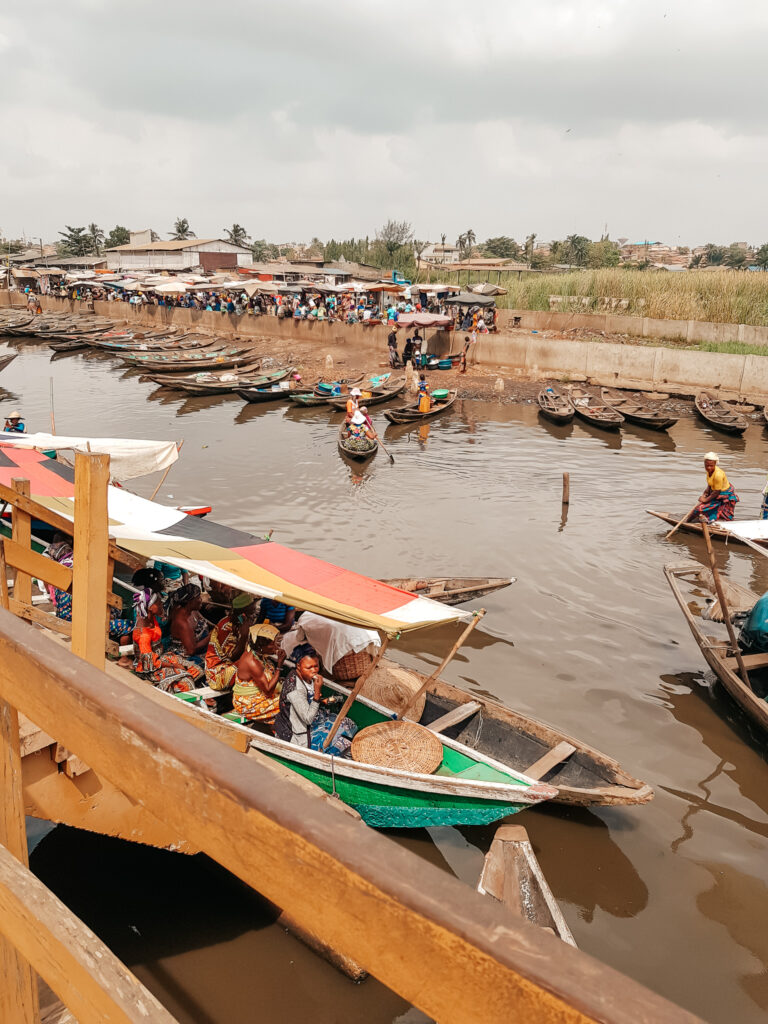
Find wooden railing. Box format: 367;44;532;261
0;453;705;1023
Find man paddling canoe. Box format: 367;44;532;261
696;452;739;521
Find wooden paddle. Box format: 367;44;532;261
396;609;486;722
665;502;700;541
700;518;750;687
373;431;394;463
323;633;389;751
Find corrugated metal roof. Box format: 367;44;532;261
106;238;250;253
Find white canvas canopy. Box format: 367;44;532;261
0;433;178;482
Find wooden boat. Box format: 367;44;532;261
645;509;766;548
477;824;576;945
600;388;678;431
237;382;312;404
384;390;458;424
568;388;624;431
48;338;88;352
694;391;748;435
181;683;559;829
338;422;378;462
118;347;255;372
537;386;575;424
89;333;213;352
665;563;768;733
0;353;17;374
287;374;366;406
328;378;406;410
145;364;287;396
379;576;514;606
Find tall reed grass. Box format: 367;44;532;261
468;269;768;326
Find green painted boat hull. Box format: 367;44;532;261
266;753;524;828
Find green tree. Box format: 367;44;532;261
564;233;590;266
376;219;413;260
703;243;726;266
58;225;93;256
412;239;427;270
482;236;520;259
457;229;476;260
523;233;537;264
105;225;130;249
0;236;25;255
150;229;161;242
754;244;768;270
86;223;105;254
587;238;621;268
306;236;324;259
724;243;747;269
224;223;251;248
689;253;703;268
170;217;195;240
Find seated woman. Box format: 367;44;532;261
231;624;283;724
131;568;204;693
696;452;739;522
344;409;375;450
258;596;296;634
167;583;210;668
205;592;258;691
274;644;357;756
46;534;133;643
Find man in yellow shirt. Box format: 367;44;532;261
696;452;739;521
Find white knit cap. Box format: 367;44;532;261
704;451;719;462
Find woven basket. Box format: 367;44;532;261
332;650;372;682
359;663;426;721
351;721;443;774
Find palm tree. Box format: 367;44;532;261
87;223;105;254
565;234;590;266
170;218;195;241
440;233;447;247
465;228;476;252
413;239;427;269
224;223;250;248
524;233;537;264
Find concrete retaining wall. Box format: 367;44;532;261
3;292;768;399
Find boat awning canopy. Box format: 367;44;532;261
451;292;496;307
0;433;178;482
721;521;768;542
0;446;469;635
395;313;453;329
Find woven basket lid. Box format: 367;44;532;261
359;661;426;721
351;720;443;774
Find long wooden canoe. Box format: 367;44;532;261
569;388;624;431
146;366;293;396
477;824;576;946
328;378;406;410
237;382;314;404
287;374;366;406
0;352;18;374
600;388;678;431
338;422;378;462
384;390;458;424
359;660;653;807
175;685;558;829
537;386;574;424
645;509;766;548
379;576;515;606
665;563;768;733
695;391;748;435
118;347;255;372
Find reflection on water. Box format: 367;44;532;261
5;341;768;1023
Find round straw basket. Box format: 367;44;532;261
351;720;443;774
332;650;372;682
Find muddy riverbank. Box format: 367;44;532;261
5;337;768;1024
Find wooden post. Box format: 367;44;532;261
0;681;38;1023
10;479;31;607
562;472;570;505
72;452;111;668
700;518;750;687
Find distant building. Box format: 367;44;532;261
422;242;461;265
105;238;253;272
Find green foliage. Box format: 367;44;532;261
87;223;105;254
324;237;373;264
0;237;25;255
306;236;324;259
755;244;768;270
724;243;747;269
58;225;94;256
482;236;520;259
562;234;590;266
456;229;476;259
377;220;413;258
586;238;621;268
224;223;251;248
105;225;130;249
703;243;726;266
170;217;195;240
251;239;279;261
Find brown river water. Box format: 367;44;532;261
6;340;768;1023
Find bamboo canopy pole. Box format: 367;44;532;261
700;518;750;687
323;633;389;750
150;440;184;502
398;609;486;721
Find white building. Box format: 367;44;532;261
422;242;461;265
105;238;253;273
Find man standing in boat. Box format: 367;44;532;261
696;452;739;522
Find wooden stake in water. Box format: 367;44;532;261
562;472;570;505
49;377;56;435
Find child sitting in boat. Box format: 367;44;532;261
417;375;432;413
274;644;357;756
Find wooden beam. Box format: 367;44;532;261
0;693;38;1023
0;481;142;570
0;613;703;1024
71;453;110;669
427;701;481;734
11;479;31;606
2;538;72;592
0;843;176;1024
524;742;576;781
8;599;72;637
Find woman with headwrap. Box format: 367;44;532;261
131;568;204;693
274;643;358;756
231;624;283;724
695;452;739;522
47;534;133;641
167;583;210;669
205;592;258;691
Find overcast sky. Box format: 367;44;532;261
1;0;766;247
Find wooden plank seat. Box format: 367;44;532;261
723;652;768;671
523;741;576;781
427;701;482;734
